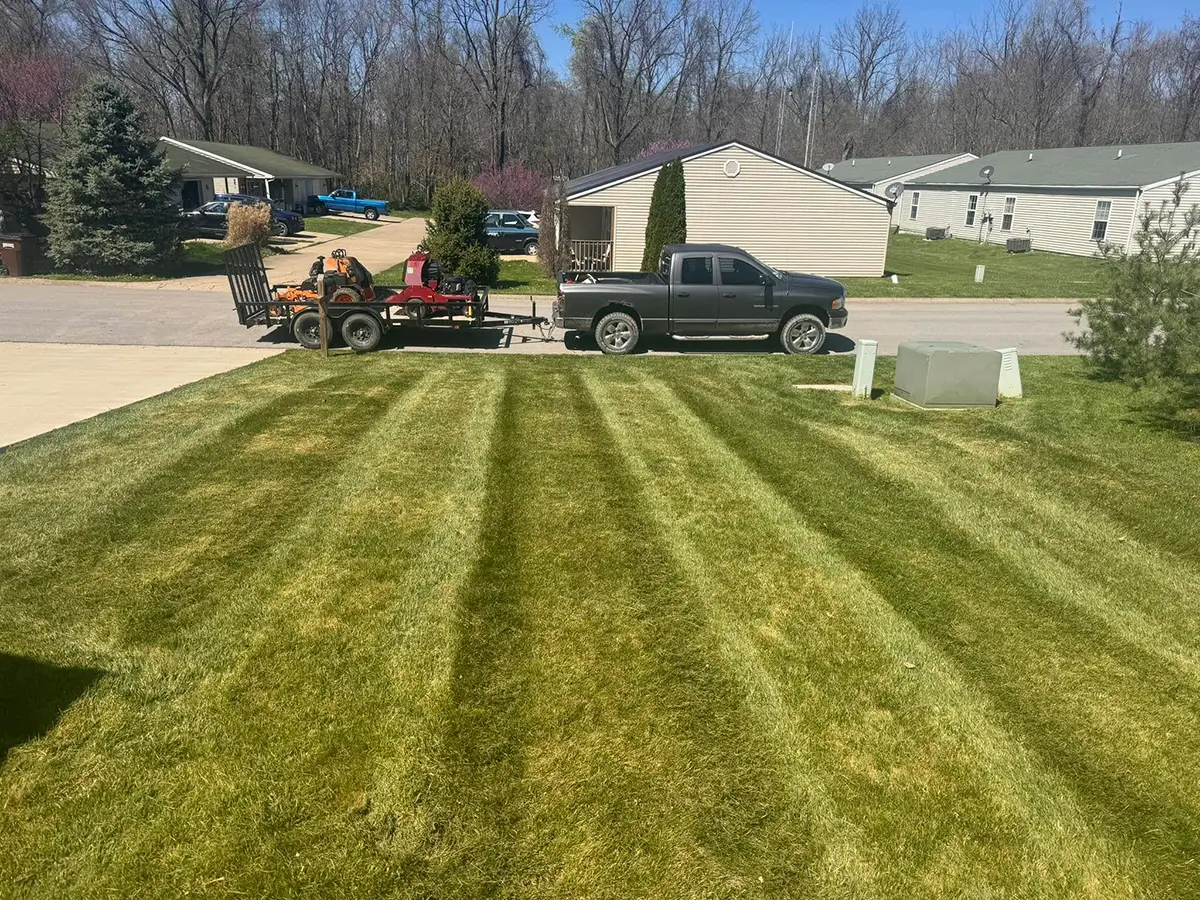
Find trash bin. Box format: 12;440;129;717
0;233;42;277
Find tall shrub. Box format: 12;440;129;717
1069;179;1200;434
46;78;181;275
424;177;500;285
641;158;686;271
538;177;571;278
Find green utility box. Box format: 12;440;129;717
893;341;1001;408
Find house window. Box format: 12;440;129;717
1001;197;1016;231
909;191;920;220
1092;200;1112;241
965;194;978;226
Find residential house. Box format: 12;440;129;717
826;153;978;227
565;141;894;277
158;137;339;211
902;142;1200;256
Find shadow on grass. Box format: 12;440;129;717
562;331;856;356
0;652;104;763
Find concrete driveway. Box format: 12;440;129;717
0;343;282;449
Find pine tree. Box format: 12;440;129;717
46;78;182;275
641;158;687;271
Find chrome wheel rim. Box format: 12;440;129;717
601;320;632;350
788;322;820;352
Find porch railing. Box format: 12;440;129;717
569;240;613;271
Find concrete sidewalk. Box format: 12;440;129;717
0;343;282;449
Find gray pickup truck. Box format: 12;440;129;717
552;243;848;355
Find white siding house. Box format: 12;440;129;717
903;143;1200;256
826;153;978;227
565;142;893;277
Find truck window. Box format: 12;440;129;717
718;256;765;286
485;214;499;227
501;215;522;227
680;256;713;285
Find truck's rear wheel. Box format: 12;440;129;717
595;311;639;355
293;311;325;350
341;312;383;352
781;313;827;355
364;207;380;221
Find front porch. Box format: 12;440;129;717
568;205;614;271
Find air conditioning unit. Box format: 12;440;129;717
925;226;949;240
1006;237;1031;253
893;341;1002;409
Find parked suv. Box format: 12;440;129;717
485;210;539;255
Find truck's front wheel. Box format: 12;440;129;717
364;207;380;221
780;313;827;355
595;311;639;355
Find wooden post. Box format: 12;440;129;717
318;295;329;358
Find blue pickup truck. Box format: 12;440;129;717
311;189;389;220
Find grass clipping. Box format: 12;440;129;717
224;202;272;251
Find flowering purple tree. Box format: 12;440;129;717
472;164;550;211
637;140;693;159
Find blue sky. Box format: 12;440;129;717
536;0;1191;73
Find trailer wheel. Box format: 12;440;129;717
595;311;639;355
341;312;383;352
364;207;380;221
293;311;325;350
780;313;826;355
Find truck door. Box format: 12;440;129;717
716;255;775;334
671;254;720;334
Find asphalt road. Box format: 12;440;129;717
0;282;1081;355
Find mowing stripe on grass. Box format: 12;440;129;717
584;368;1145;898
399;366;817;898
811;420;1200;676
668;372;1200;895
0;363;440;894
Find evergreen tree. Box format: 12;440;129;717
641;158;687;271
46;78;182;275
424;177;500;285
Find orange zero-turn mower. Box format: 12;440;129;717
275;248;378;307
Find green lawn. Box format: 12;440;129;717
303;216;382;237
40;241;230;281
843;232;1106;298
2;356;1199;897
372;259;557;295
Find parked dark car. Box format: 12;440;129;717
214;193;306;235
181;200;290;238
485;210;539;255
553;244;847;355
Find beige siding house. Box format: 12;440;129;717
902;143;1200;256
565;142;893;277
826;152;977;227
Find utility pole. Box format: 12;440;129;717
803;30;820;168
775;22;794;156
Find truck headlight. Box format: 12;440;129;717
832;295;844;309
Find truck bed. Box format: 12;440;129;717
559;271;664;285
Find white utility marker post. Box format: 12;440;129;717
852;339;879;399
997;348;1023;398
974;265;986;283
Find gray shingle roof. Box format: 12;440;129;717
163;138;340;179
826;153;970;186
912;142;1200;188
566;143;723;197
159;140;258;178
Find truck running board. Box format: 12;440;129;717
670;334;772;341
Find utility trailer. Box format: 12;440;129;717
224;243;548;352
